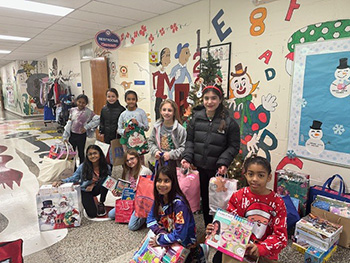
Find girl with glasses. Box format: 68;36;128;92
53;145;111;218
108;149;152;231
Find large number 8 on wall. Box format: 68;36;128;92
250;7;267;36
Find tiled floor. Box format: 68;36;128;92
0;108;349;262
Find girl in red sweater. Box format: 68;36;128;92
207;155;287;263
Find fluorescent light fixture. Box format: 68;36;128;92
0;34;30;42
0;50;11;54
0;0;74;17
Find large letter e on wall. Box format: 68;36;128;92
212;9;232;42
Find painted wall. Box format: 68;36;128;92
47;0;350;189
0;60;47;116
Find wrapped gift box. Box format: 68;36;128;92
37;185;82;231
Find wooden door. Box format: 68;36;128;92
90;57;108;114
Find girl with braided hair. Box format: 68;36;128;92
181;85;240;227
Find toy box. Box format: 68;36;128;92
39;184;58;196
304;245;337;263
162;244;190;263
36;185;82;231
295;214;342;251
205;208;253;261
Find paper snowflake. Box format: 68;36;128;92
332;124;345;135
297;98;307;108
286;150;296;159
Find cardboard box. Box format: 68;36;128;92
312;205;350;248
295;214;342;251
37;185;82;231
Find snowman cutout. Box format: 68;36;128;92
306;120;325;155
330;58;350;98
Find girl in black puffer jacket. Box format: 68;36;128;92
99;88;125;144
181;85;240;226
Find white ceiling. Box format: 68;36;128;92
0;0;201;68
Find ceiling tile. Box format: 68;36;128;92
67;10;137;27
30;0;91;9
0;8;60;23
80;2;157;21
57;17;119;31
96;0;181;14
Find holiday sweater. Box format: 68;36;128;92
117;107;149;137
146;195;197;248
227;187;287;260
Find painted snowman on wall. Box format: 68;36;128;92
305;120;325;155
330;58;350;98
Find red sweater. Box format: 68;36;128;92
227;187;287;260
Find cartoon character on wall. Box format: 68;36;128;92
330;58;350;98
305;120;325;155
17;61;36;78
169;43;192;101
152;47;175;119
6;84;15;107
110;61;117;81
285;19;350;76
229;63;278;157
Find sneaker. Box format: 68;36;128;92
97;202;106;216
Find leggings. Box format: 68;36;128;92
81;179;108;218
69;132;87;165
197;167;216;227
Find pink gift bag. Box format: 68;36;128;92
176;167;200;213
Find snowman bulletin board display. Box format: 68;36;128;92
288;37;350;166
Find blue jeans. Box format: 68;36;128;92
108;209;145;231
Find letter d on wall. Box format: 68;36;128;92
212;9;232;42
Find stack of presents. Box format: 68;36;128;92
275;157;350;263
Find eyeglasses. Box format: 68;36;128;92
126;156;136;162
87;152;99;157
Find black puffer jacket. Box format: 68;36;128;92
100;101;125;144
183;107;240;170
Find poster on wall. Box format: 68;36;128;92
288;38;350;167
119;65;128;78
200;42;231;98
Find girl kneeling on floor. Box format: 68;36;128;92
207;155;288;263
147;165;207;263
108;149;152;231
53;144;111;218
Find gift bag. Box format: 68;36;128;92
274;156;309;216
134;175;154;218
115;199;134;223
307;174;350;214
282;194;301;230
110;138;124;166
177;167;200;213
125;122;149;155
209;174;238;215
0;239;23;263
276;169;310;216
36;185;82;231
37;142;75;185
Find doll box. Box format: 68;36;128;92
36;185;82;231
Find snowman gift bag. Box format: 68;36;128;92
125;121;149;155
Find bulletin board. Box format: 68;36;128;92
288;38;350;167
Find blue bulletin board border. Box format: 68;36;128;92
288;38;350;167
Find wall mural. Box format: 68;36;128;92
121;23;189;48
285;19;350;75
152;47;175;119
228;63;278;159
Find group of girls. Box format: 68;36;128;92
58;84;287;263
